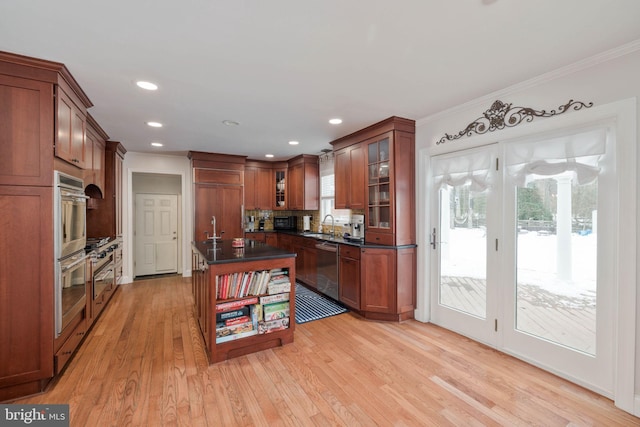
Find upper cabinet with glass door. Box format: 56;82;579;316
367;134;392;235
330;117;415;246
274;168;287;210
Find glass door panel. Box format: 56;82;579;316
367;136;391;229
515;177;598;355
439;184;488;318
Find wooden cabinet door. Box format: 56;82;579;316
56;87;86;168
255;167;273;209
339;245;361;309
335;144;365;209
194;184;243;241
302;246;317;287
265;232;278;247
245;232;266;243
85;126;105;193
244;167;257;209
0;75;54;186
334;148;349;209
288;163;303;210
245;166;273;210
360;247;396;314
0;186;54;391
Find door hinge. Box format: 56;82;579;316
495;319;498;331
496;158;499;171
495;238;498;251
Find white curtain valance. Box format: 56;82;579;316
505;128;606;187
431;147;494;192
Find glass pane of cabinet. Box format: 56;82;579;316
275;170;286;208
367;137;391;230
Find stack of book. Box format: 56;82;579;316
215;297;259;343
257;293;290;334
267;268;291;294
216;270;272;299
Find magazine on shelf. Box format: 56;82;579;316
216;306;250;323
263;301;290;321
259;292;289;305
267;281;291;295
216;296;258;312
258;317;290;334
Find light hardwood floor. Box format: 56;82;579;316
16;276;640;426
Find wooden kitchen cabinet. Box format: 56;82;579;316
331;117;415;246
335;143;365;209
245;232;266;243
190;151;246;241
244;161;273;210
0;52;101;401
194;184;244;241
274;167;287;210
360;246;416;321
86;141;126;239
192;250;211;350
0;186;54;400
265;232;278;247
294;236;317;288
287;155;319;211
84;113;107;195
276;233;294;253
0;73;54;187
339;244;361;310
55;84;89;168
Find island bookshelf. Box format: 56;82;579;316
192;244;296;363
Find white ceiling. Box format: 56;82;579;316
1;1;640;160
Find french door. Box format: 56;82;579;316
430;128;614;395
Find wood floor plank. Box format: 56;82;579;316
12;276;640;426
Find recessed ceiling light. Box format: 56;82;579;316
136;81;158;91
265;154;274;158
288;140;299;145
222;120;240;126
329;118;342;125
150;142;164;147
146;121;163;128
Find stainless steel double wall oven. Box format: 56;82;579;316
54;171;89;338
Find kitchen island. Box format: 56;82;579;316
191;239;296;363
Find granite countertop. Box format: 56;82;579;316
193;239;296;264
276;230;417;249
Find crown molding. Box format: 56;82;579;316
417;39;640;127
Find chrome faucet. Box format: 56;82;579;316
205;215;221;241
322;214;335;237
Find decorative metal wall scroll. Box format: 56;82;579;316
437;99;593;145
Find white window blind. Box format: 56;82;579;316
505;128;607;187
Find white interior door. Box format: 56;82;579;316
134;194;178;277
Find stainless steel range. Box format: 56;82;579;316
86;237;120;305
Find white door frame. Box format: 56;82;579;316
123;167;191;284
417;98;637;413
